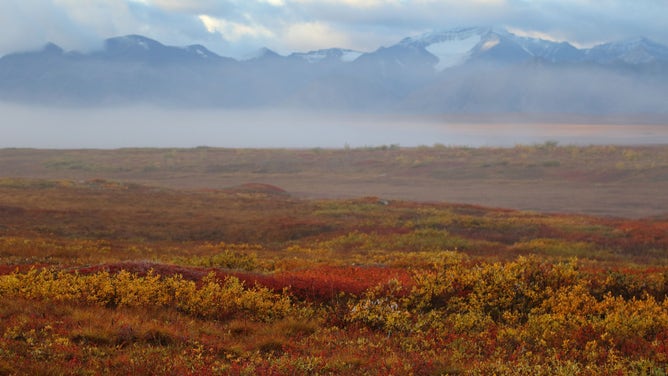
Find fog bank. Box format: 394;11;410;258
1;104;667;149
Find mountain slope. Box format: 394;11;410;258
0;29;667;114
400;61;668;114
586;37;668;64
289;48;363;64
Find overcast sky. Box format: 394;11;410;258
1;0;667;58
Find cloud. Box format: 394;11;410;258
198;15;274;42
291;0;402;7
261;0;286;6
500;0;668;47
136;0;223;13
0;0;667;58
0;0;216;54
0;1;96;53
284;22;350;51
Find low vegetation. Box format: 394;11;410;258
1;145;668;374
3;143;668;217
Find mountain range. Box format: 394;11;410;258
1;27;667;115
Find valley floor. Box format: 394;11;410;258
1;145;668;374
1;143;668;217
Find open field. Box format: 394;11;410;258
2;144;668;218
1;144;668;374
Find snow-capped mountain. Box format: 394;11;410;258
242;47;283;61
244;46;364;64
289;48;363;64
392;27;587;69
0;28;667;114
397;27;490;70
95;34;228;63
585;37;668;64
185;45;222;60
385;27;668;68
499;32;583;63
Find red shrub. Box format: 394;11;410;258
226;266;414;302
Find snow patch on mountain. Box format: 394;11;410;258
291;48;363;63
399;27;490;70
587;37;668;64
425;34;480;70
114;35;154;49
184;45;219;59
242;47;282;61
340;50;363;63
301;51;329;63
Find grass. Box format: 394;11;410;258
1;144;668;374
2;144;668;217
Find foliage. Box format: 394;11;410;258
0;268;292;322
1;171;668;374
3;253;668;374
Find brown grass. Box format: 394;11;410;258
2;144;668;217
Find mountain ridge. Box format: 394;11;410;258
12;26;668;68
1;27;667;114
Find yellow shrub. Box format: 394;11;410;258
346;279;412;334
0;268;291;322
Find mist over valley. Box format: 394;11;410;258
1;27;667;148
2;103;667;149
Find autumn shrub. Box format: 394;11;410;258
510;237;600;258
522;283;601;359
174;249;260;271
598;293;668;356
381;249;468;269
461;256;571;324
4;254;668;374
0;268;292;322
408;262;475;313
345;279;413;334
266;265;414;303
319;228;480;253
596;269;666;300
318;230;375;251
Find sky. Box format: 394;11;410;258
0;0;667;59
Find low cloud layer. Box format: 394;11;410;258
2;104;667;149
1;0;667;58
